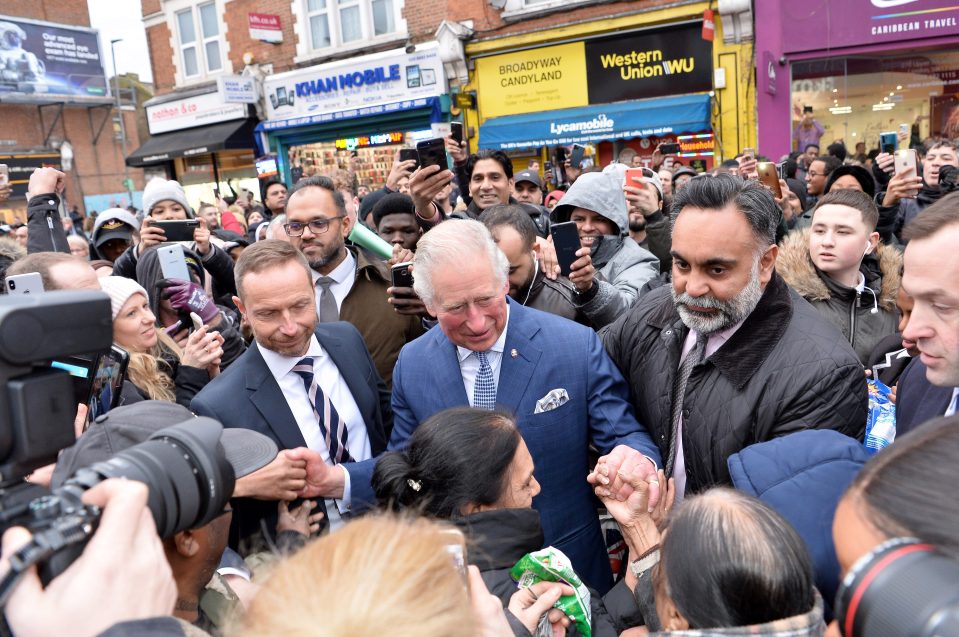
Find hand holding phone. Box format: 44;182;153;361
416;138;449;172
390;262;414;289
153;219;200;242
894;149;918;176
757;162;783;198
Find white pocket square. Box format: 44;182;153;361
534;388;569;414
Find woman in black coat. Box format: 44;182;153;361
372;407;636;637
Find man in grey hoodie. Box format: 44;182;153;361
552;172;660;325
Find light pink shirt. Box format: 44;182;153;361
673;319;746;503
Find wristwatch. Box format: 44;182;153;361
629;545;661;578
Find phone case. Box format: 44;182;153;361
157;245;191;282
894;150;917;175
551;221;581;277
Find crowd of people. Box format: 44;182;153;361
1;117;958;637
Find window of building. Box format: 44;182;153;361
500;0;601;20
174;1;225;80
296;0;406;59
791;49;959;155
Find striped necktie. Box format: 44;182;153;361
291;357;353;464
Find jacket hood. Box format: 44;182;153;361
552;172;627;234
135;244;206;319
454;508;543;571
776;228;900;311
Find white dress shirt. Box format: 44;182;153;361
673;319;746;503
946;387;959;417
456;306;510;407
259;334;371;529
311;249;355;316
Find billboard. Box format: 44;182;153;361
0;16;108;100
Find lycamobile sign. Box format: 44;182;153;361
549;114;615;135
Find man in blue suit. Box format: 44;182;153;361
191;240;391;549
896;196;959;436
352;219;661;592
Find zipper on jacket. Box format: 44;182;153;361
46;210;57;249
849;291;859;350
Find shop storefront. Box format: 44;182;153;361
259;43;450;188
471;17;724;177
127;91;261;207
756;1;959;158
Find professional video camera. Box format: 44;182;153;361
938;163;959;193
0;291;235;604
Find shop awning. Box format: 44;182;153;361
256;95;443;134
126;118;258;167
478;93;712;151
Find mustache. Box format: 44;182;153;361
674;293;727;309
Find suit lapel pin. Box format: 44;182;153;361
511;349;518;358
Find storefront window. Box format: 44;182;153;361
792;49;959;156
173;151;259;208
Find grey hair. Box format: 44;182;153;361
669;173;779;248
412;219;508;307
266;214;288;240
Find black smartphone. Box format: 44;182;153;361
416;138;449;171
544;161;553;172
153;219;200;242
450;122;464;145
660;142;681;155
50;355;99;407
88;345;130;421
551;221;581;277
569;144;586;169
399;148;419;168
391;261;414;288
803;105;813;114
879;131;898;154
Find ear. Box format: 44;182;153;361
233;296;246;317
532;241;542;256
659;595;690;632
174;529;200;558
341;212;354;238
867;231;880;252
759;244;779;287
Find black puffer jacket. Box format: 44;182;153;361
601;273;867;492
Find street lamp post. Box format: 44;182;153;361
110;38;132;201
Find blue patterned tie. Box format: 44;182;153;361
473;351;496;410
291;357;353;463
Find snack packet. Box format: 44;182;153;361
510;547;592;637
865;379;896;454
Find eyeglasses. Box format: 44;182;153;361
284;215;347;237
807;171;826;178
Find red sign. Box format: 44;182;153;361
249;13;282;43
702;9;715;42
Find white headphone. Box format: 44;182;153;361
521;252;538;306
863;241;872;257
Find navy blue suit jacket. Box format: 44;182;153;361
896;357;955;438
352;299;660;592
191;322;391;547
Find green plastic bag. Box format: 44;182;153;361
509;546;592;637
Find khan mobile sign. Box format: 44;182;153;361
262;44;447;126
0;16;107;100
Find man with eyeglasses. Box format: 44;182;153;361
803;155;841;210
283;175;423;388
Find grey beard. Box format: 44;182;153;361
671;263;763;335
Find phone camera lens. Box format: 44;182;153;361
8;281;14;290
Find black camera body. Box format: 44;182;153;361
0;291;235;597
834;536;959;637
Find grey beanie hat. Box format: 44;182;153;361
142;177;192;217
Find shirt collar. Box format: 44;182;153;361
456;304;510;363
693;316;747;348
311;249;355;285
259;334;324;380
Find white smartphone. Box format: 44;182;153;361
0;164;8;187
157;244;191;282
6;272;44;295
894;149;918;175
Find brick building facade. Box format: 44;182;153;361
0;0;142;221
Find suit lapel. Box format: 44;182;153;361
245;343;308;451
431;329;471;409
496;303;542;411
314;325;387;454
